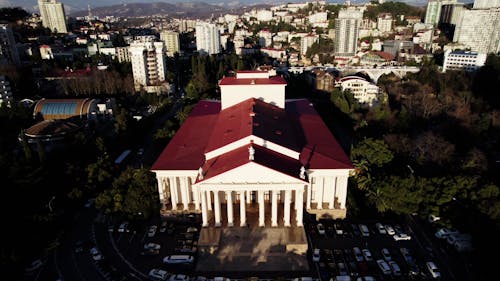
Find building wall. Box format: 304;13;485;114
160;31;180;56
196;22;221;55
129;37;167;91
38;0;67;33
0;24;20;65
335;8;363;57
453;7;500;54
473;0;500;9
220;84;286;110
442;50;487;72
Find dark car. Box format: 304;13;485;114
140;249;160;256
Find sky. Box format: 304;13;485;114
0;0;473;13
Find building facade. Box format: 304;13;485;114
334;8;363;57
425;0;457;26
442;50;487;72
152;71;353;227
38;0;68;33
160;30;180;56
195;22;221;55
0;24;20;65
453;7;500;54
377;13;393;34
301;34;319;56
116;46;130;63
473;0;500;9
0;75;13;107
129;36;167;93
336;76;379;106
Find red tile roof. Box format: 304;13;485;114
151;100;221;170
219;76;287;86
198;144;305;183
152;98;353;172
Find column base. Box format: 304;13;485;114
240;222;247;227
272;222;278;227
228;222;234;227
215;222;221;227
259;222;265;227
284;222;291;227
296;222;303;227
202;223;209;227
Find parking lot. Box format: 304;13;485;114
306;217;447;281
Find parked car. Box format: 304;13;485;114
90;247;103;261
381;248;392;261
400;248;420;275
393;233;411;241
148;269;168;280
446;233;472;245
312;248;321;262
351;224;361;237
144;243;161;250
148;225;158;237
169;274;189;281
435;228;459;239
25;259;44;274
141;249;160;256
384;224;396;235
358;224;370;237
160;221;168;233
426;261;441;278
337;262;349;276
353;247;364;262
333;275;351;281
334;223;343;235
317;223;326;235
375;223;387;234
376;259;391;275
428;214;441;223
356;277;375;281
175;246;197;253
362;249;373;261
389;261;401;276
163;255;194;264
118;221;129;233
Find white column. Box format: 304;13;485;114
306;183;312;210
271;190;278;227
284;190;291;227
169;177;177;210
240;191;246;227
201;189;208;227
181;177;189;210
214;191;221;227
246;190;251;204
194;181;200;211
317;177;324;209
296;188;304;227
184;177;191;204
329;177;335;210
226;191;234;227
258;190;265;227
207;189;212;210
339;176;347;209
157;177;165;203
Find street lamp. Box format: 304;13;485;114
47;196;55;213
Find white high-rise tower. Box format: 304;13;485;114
334;8;363;57
195;22;221;55
129;36;168;93
38;0;68;33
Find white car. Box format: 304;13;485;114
381;248;392;261
118;221;129;233
426;261;441;278
186;226;198;233
90;247;103;261
312;248;321;262
148;225;158;237
435;228;459;239
393;233;411;241
362;249;373;261
144;242;161;250
384;224;396;235
389;261;401;276
149;269;168;280
163;255;194;264
375;223;387;234
376;259;391;275
169;274;189;281
317;223;326;235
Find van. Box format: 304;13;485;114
163;255;194;264
148;269;168;280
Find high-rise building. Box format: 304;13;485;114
129;36;168;93
473;0;500;9
377;13;393;34
424;0;457;26
0;75;13;107
453;7;500;54
334;8;363;57
301;34;319;55
195;22;221;55
0;24;20;65
38;0;68;33
160;30;180;56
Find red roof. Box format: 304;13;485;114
219;76;287;86
151;100;221;170
198;144;305;183
152;98;353;172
